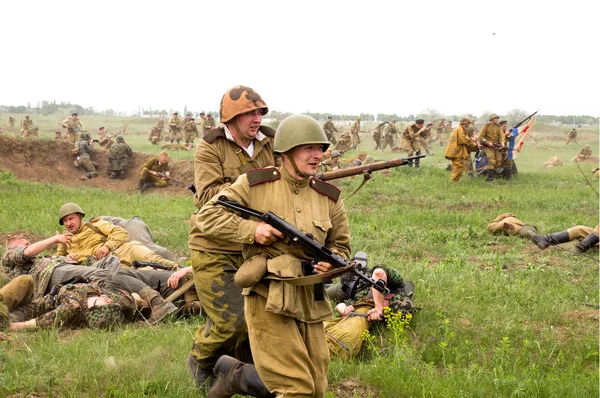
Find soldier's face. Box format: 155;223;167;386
287;144;324;177
159;154;168;163
62;213;82;233
233;109;262;141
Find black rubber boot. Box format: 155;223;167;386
574;233;599;253
528;231;570;250
485;169;495;182
209;355;274;398
503;168;512;180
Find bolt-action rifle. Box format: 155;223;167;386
156;172;185;185
216;195;390;299
132;260;177;270
316;153;426;181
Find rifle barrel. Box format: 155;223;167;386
317;155;426;181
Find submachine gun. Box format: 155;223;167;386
216;195;390;299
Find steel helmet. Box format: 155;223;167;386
331;150;341;158
219;85;268;123
489;113;499;121
273;114;330;153
58;202;85;225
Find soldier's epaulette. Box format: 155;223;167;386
88;217;100;223
260;125;276;138
247;168;281;187
310;177;341;202
203;128;226;143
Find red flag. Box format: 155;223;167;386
513;116;536;159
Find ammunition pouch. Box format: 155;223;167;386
235;253;268;288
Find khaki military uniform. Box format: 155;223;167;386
202;117;216;135
543;156;564;167
444;125;472;182
464;125;477;173
381;122;398;151
8;116;15;128
487;214;536;238
400;123;423;155
107;142;133;178
566;224;598;242
571;147;592;162
181;119;198;145
0;275;34;328
138;157;170;187
21;117;34;136
566;129;577;144
149;121;164;144
56;218;179;269
196;166;351;396
350;119;361;148
323;120;338;143
187;125;278;372
334;133;352;153
432;121;446;146
478;122;504;170
74;139;98;177
168;115;182;142
62;117;85;143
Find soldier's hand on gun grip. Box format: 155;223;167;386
254;223;284;245
367;308;383;322
313;261;333;274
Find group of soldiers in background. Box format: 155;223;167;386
148;112;216;149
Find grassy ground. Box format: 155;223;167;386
0;116;598;397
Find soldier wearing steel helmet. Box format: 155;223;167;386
197;114;351;397
202;113;216;135
478;113;505;182
74;132;98;180
187;85;279;388
401;119;426;162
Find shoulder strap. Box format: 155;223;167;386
247;168;281;187
203;127;226;143
309;177;341;202
259;125;276;138
85;222;107;242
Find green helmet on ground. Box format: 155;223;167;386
58;202;85;225
86;303;123;329
273;114;330;153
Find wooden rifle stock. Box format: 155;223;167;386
317;154;426;181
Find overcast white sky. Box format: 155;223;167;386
3;0;598;117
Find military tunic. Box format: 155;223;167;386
196;166;351;397
400;123;423;155
138;157;170;187
487;214;535;237
444;125;472;182
168;115;182;142
8;116;15;128
107;142;133;177
381;122;397;151
350;119;361;147
323;120;338;142
202;117;216;135
182;119;198;145
56;218;178;269
74;139;98;176
187;125;278;372
21;117;34;136
149;121;164;144
62;117;85;143
478;122;505;169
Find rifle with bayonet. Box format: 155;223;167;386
317;153;426;181
216;195;390;299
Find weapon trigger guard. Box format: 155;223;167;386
362;170;372;180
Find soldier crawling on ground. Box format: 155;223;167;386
571;145;592;162
107;136;133;179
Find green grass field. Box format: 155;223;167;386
0;114;598;397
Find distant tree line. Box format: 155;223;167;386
2;102;597;126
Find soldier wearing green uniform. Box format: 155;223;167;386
478;113;504;182
74;133;98;179
401;119;425;162
381;120;398;151
107;136;133;179
149;120;164;144
202;113;216;135
187;86;278;388
8;116;15;129
62;113;85;143
168;112;182;143
198;114;352;397
350;116;361;148
138;151;171;192
181;113;198;147
323;116;338;144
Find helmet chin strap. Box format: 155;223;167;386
231;120;251;143
286;153;308;179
